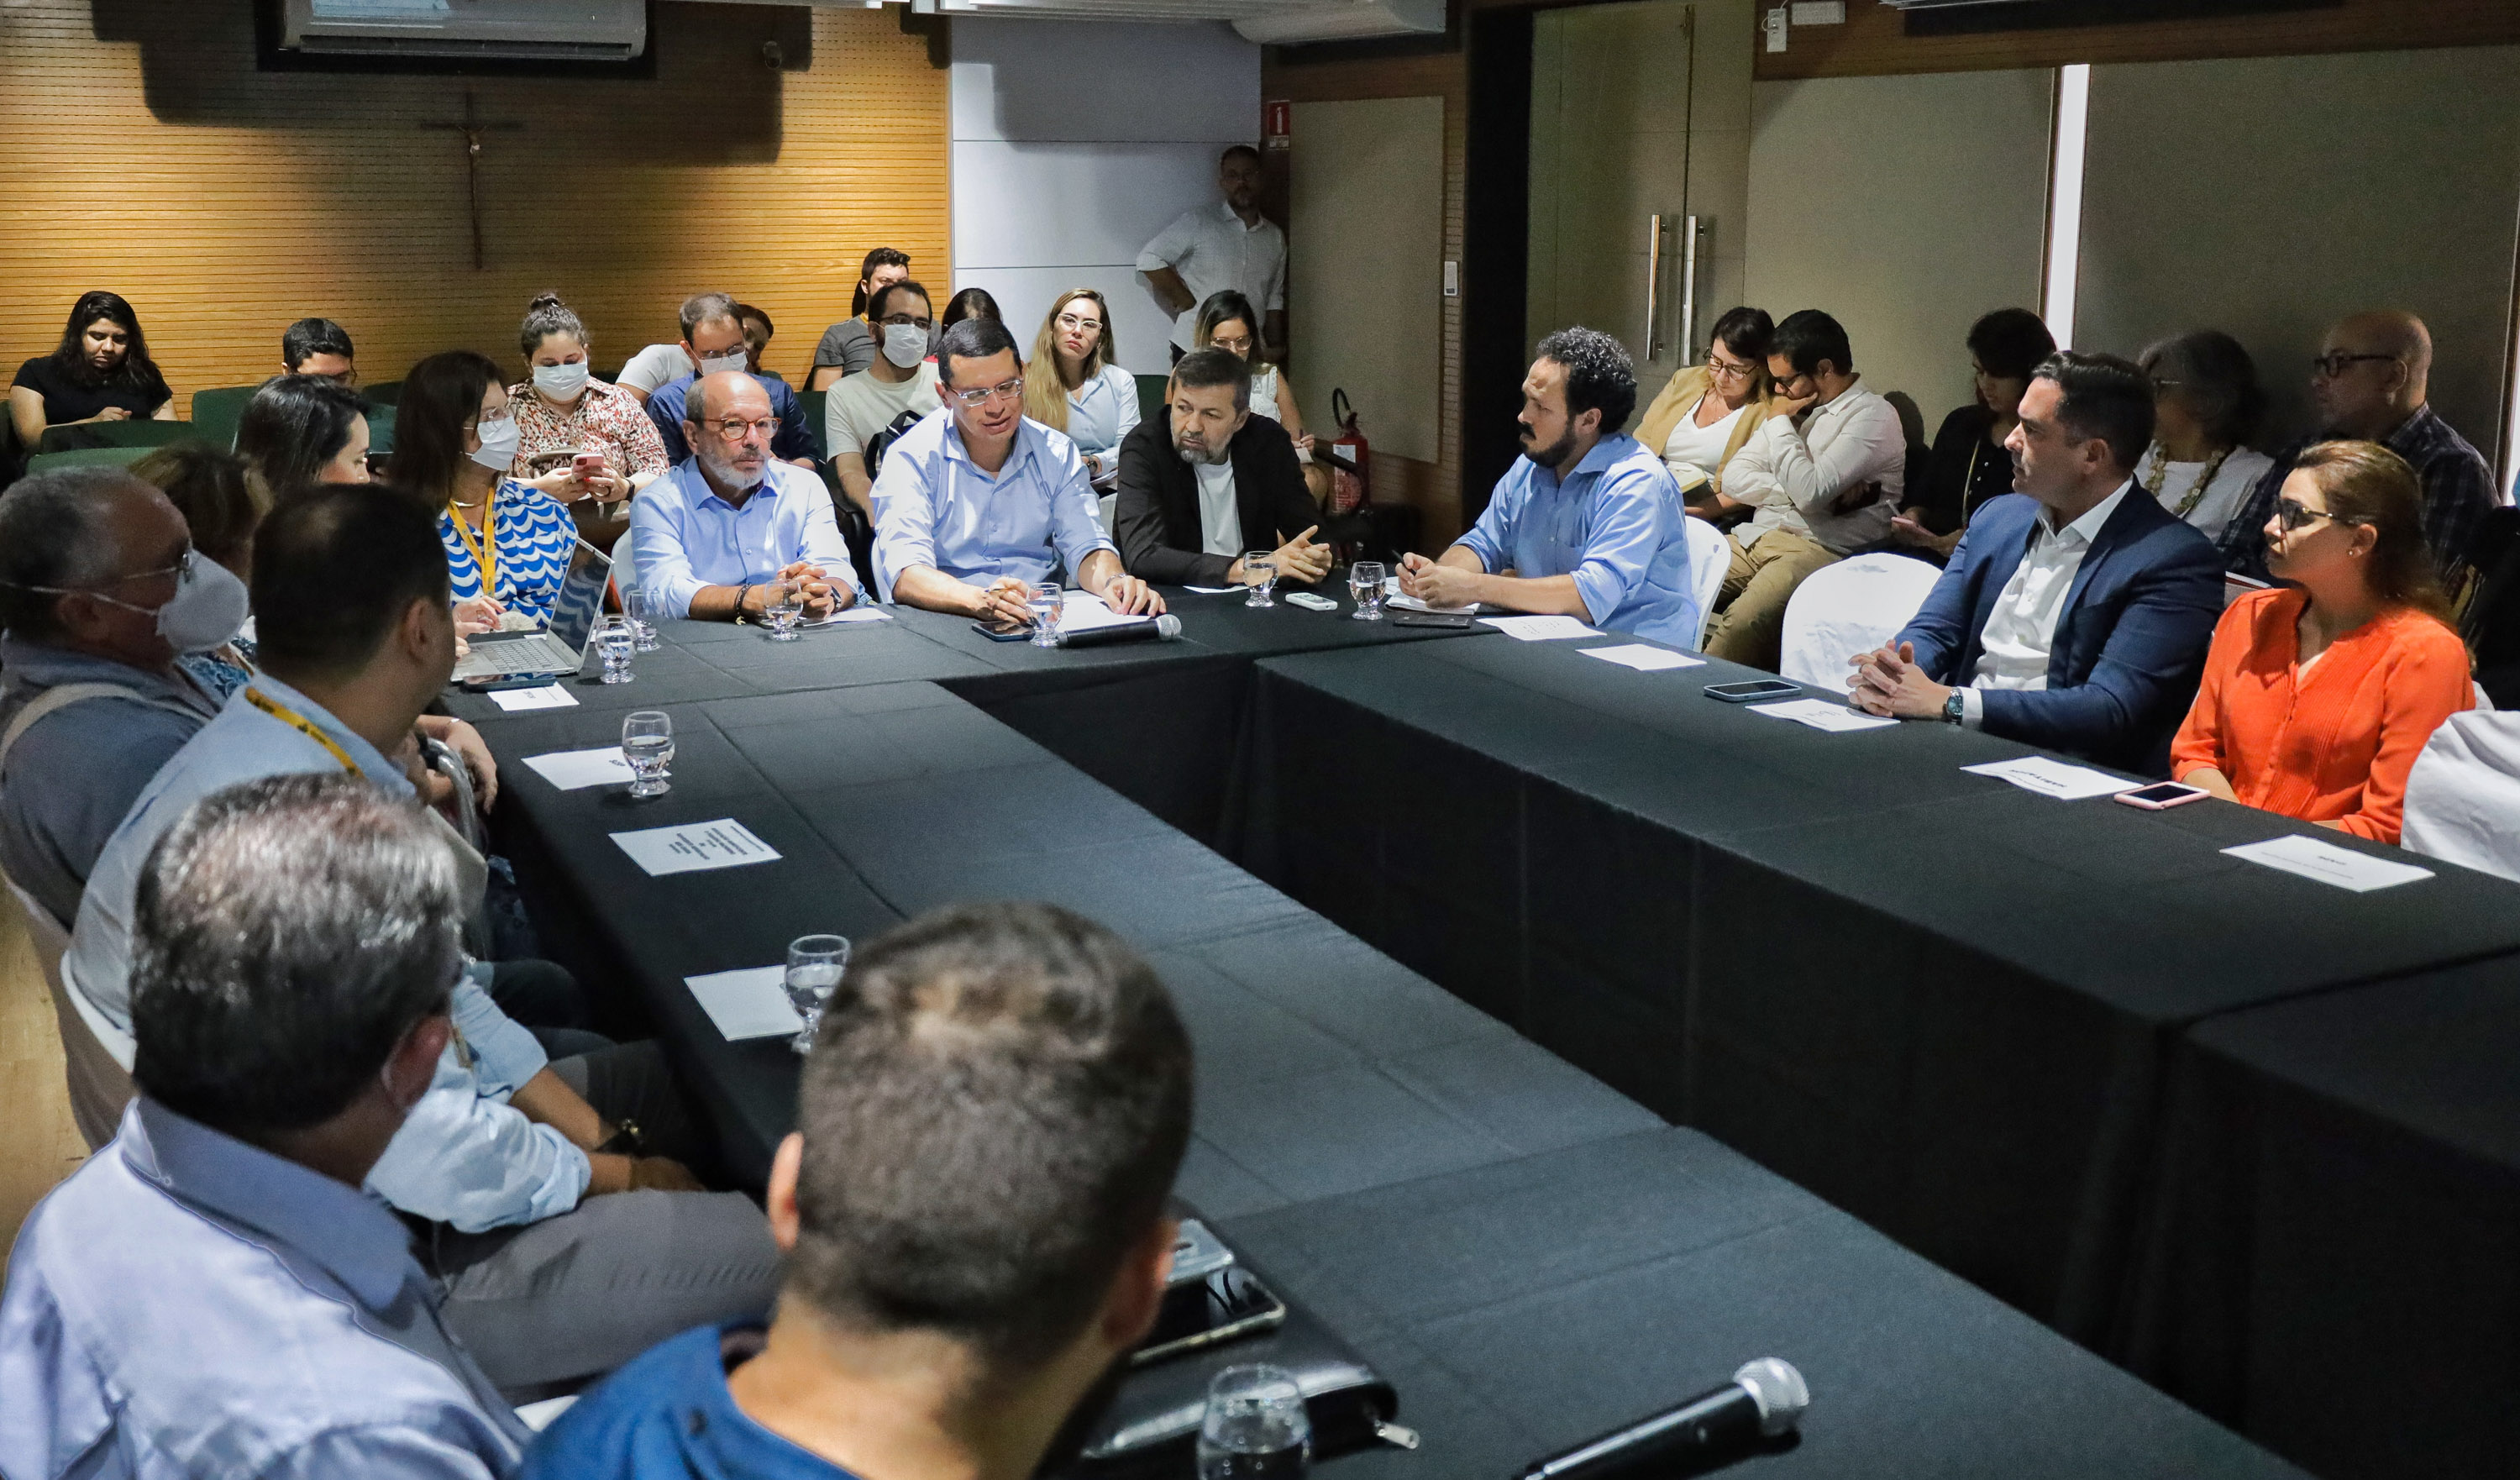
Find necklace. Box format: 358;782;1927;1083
2143;443;2234;520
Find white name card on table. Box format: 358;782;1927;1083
799;607;891;627
1058;591;1151;632
523;747;634;791
1749;697;1899;733
487;683;578;712
1483;615;1601;642
1961;756;2139;801
684;965;805;1042
1186;585;1244;595
2223;835;2434;893
1580;643;1707;673
611;819;782;877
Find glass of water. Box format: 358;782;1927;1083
1028;580;1063;648
621;711;673;799
1197;1364;1310;1479
1349;560;1387;621
764;580;804;642
1243;552;1278;609
596;617;635;684
622;587;659;652
785;933;851;1055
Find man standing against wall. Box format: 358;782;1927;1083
1138;146;1287;365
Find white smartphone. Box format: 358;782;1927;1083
2115;781;2210;811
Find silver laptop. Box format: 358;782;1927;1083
452;539;613;682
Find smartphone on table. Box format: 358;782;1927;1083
1704;679;1802;703
2115;781;2210;811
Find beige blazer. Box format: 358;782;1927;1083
1631;366;1777;496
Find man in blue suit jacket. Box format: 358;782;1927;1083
1850;352;2222;775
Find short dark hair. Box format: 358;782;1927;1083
737;302;774;341
1709;307;1775;365
0;468;149;641
1170;347;1252;412
2033;351;2155;473
867;280;932;325
2139;328;2265;449
130;443;265;572
1966;307;2056;384
391;351;504;502
1221;144;1262;167
942;288;1002;331
853;247;913;317
680;291;742;342
281;317;354;372
519;292;586;360
1192;291;1261;353
936;317;1022;386
130;773;463;1139
1535;326;1638;435
252;483;450;680
236;375;367;495
789;903;1193;1368
1771;309;1853;379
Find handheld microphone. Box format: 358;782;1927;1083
1514;1359;1808;1480
1053;614;1184;649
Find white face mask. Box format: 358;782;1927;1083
469;413;521;471
881;324;927;371
533;361;590;399
48;550;250;655
697;351;749;380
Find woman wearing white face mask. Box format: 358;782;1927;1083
1021;288;1138;489
823;278;944;517
401;350;580;628
508;293;668;549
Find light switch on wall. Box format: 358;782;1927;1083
1444;260;1459;297
1763;7;1788;53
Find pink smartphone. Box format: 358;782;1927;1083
2115;781;2209;811
571;452;606;478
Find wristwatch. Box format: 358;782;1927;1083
1942;690;1966;726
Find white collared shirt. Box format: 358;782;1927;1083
1137;200;1289;351
1959;482;2132;726
1724;378;1908;555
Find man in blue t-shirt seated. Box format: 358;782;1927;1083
526;901;1195;1480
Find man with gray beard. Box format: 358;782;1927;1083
627;370;858;622
1111;347;1330;588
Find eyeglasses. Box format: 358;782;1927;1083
706;417;781;442
878;314;933;331
9;544;195;599
1055;313;1105;333
2272;497;2364;533
1708;357;1756;382
2310;352;2397;380
948;377;1028;410
2149;376;2183;393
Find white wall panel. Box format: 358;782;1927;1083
950;18;1258;144
950;140;1228;270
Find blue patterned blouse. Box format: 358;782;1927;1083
438;480;578;626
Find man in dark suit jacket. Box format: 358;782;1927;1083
1114;349;1329;589
1851;352;2223;774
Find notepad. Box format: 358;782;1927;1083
1058;591;1152;632
522;747;634;791
1580;643;1706;672
1388;594;1478;617
1185;585;1244;595
798;606;891;627
2223;835;2433;893
683;965;805;1041
610;819;781;876
487;683;578;712
1749;698;1899;732
1483;615;1601;641
1961;756;2139;801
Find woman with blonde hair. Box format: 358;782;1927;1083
2171;439;2472;843
1022;288;1137;485
1631;306;1779;516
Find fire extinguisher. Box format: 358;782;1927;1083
1329;387;1369;517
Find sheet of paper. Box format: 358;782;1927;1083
1580;643;1707;673
1961;756;2140;801
799;606;891;627
523;746;634;791
1058;591;1153;632
1185;585;1244;595
2223;835;2434;893
610;818;782;877
683;965;805;1042
486;683;577;712
1749;697;1900;733
1483;614;1602;642
1388;593;1478;617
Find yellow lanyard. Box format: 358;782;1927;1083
243;689;363;777
448;496;497;599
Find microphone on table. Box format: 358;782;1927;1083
1514;1358;1809;1480
1052;613;1184;649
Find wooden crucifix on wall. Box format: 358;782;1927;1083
422;89;523;270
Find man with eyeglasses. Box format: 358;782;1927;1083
630;370;858;622
2214;310;2497;586
823;279;942;516
280;315;358;386
873;318;1164;622
643;291;821;472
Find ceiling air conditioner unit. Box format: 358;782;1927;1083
841;0;1442;44
1231;0;1445;44
279;0;648;62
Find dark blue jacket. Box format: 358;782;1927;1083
1896;489;2223;775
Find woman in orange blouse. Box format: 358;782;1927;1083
2170;439;2471;843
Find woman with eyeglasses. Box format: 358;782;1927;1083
1632;307;1777;517
395;350;580;629
1022;289;1138;488
2170;440;2471;844
507;292;668;550
1192;291;1327;504
2133;330;2273;543
1887;307;2054;563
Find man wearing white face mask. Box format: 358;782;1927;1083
0;469;243;926
823;278;942;517
643;291;821;473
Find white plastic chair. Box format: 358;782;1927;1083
1683;516;1729;649
2402;711;2520;882
1778;553;1943;694
8;881;134;1150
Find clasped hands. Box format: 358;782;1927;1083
753;560;847;619
1846;640;1955;721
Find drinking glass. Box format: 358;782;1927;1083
1197;1364;1310;1479
1028;581;1064;648
1243;552;1278;609
1348;560;1387;621
621;711;673;799
785;933;851;1055
622;587;659;652
764;580;804;642
596;617;635;684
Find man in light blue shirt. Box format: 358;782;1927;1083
628;370;858;622
2;774;532;1478
872;317;1164;624
1399;327;1700;648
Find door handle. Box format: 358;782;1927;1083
1644;213;1666;360
1678;215;1703;363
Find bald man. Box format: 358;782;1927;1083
627;370;859;622
2217;310;2500;585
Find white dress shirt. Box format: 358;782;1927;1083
1723;379;1908;554
869;412;1116;599
1194;457;1242;558
627;459;859;619
1959;482;2131;726
1137;201;1289;352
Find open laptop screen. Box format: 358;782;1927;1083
544;539;614;658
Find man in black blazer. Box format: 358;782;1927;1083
1114;349;1330;588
